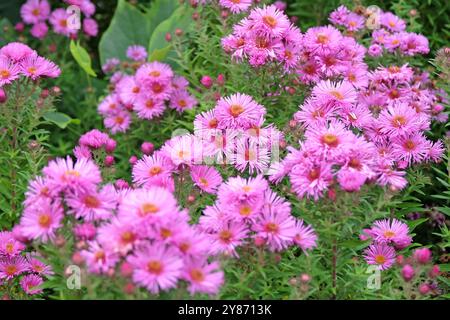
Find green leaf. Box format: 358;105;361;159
43;112;75;129
147;5;194;66
69;40;97;77
149;44;172;62
407;218;428;231
99;0;152;66
340;239;371;250
144;0;180;32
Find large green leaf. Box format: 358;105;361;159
147;5;194;66
99;0;179;67
70;40;97;77
98;0;152;66
43;112;78;129
144;0;180;32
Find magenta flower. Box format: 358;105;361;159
191;165;223;194
126;45;148;62
0;56;20;86
0;256;29;280
363;243;396;270
370;219;412;248
127;243;183;294
215;93;266;129
183;259;224;296
19;198;63;243
20;274;44;295
20;0;50;24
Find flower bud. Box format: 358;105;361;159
129;155;138;165
201;75;213;89
104;155;115;167
429;265;440;278
418;283;430;295
401;264;415;282
413;248;432;264
15;22;25;33
217;74;225;86
141;141;154;155
0;88;7;104
165;32;172;42
120;262;134;278
105;139;117;153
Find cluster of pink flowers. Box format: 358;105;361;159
221;5;302;71
397;248;442;296
194;0;254;14
14;156;224;296
73;129;117;166
328;5;429;57
269;64;444;200
192;93;284;174
0;231;53;296
361;219;412;270
199;175;318;254
98;45;197;134
329;5;365;32
19;0;98;39
0;42;61;86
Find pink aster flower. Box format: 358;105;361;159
126;45;148;62
97;218;138;255
375;164;408;191
0;56;20;86
73;222;96;241
133;94;166;119
20;0;50;24
132;152;175;188
24;176;52;207
19;198;63;243
135;61;173;85
215;93;266;129
118;187;178;225
363;243;396;270
169;90;197;112
127;243;183;294
303;25;342;53
20;53;61;80
20;274;44;295
370;219;412;248
172;75;189;91
0;232;25;257
199;204;231;233
293;220;318;252
83;18;98;37
161;134;213;166
232;138;270;174
81;241;119;274
30;22;48;39
399;32;429;56
49;8;76;37
209;220;248;257
98;94;122;116
183;259;224;296
219;0;252;14
344;12;365;32
104;111;132;134
312;79;357;107
391;133;428;165
378;103;423;136
329;5;350;25
43;157;101;194
173;228;211;258
117;76;142;105
217;175;268;206
0;42;35;63
337;168;367;192
380;12;406;32
66;187;117;221
101;58;120;74
253;191;296;251
191;165;223;194
79;129;109;149
249;5;290;37
290;162;333;201
0;256;29;280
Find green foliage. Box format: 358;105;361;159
70;41;97;77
